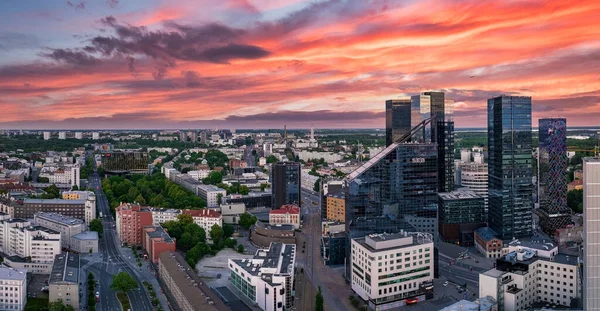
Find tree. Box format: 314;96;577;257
42;184;60;199
239;212;257;229
239;185;250;195
217;193;223;205
89;219;103;234
237;244;245;253
210;224;224;244
135;194;146;205
110;272;138;293
48;301;75;311
266;155;278;163
224;237;237;248
315;286;324;311
177;213;194;225
260;183;268;191
202;171;223;185
313;178;321;192
223;223;235;238
567;189;584;213
71;185;79;190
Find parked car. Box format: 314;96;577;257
443;281;448;287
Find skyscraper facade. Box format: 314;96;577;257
584;157;600;310
487;96;533;239
385;99;412;146
411;92;455;192
271;162;301;210
537;118;570;235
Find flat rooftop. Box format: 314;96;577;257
231;242;296;286
72;231;99;241
439;190;482;200
0;267;27;281
507;238;556;251
35;212;84;226
24;198;85;204
49;253;79;284
354;232;433;252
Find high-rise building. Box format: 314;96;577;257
487;96;533;239
584;157;600;310
271;162;301;209
43;131;51;140
188;131;197;143
385;99;412;146
411;92;454;192
537;118;570;235
179;131;187;142
74;132;83;139
461;162;489;216
92;132;99;140
438;190;485;246
58;131;66;140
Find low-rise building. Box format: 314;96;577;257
217;203;246;224
197;185;227;208
440;297;497;311
187;169;211;180
479;251;580;310
229;242;296;311
250;220;296;248
49;253;80;310
70;231;99;253
269;204;300;229
222;192;272;208
150;208;181;226
14;198;95;226
183;209;222;235
351;232;435;310
143;226;176;263
474;227;504;259
0;267;27;310
567;179;583;191
158;252;230;311
33;212;85;250
116;203;153;246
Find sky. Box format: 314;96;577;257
1;0;599;129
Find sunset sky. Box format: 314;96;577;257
1;0;599;129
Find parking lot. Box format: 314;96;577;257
195;248;253;288
27;273;49;300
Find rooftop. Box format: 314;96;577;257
34;212;84;226
49;253;79;284
24;198;85;204
439;190;482;200
270;204;300;215
144;226;174;244
507;238;556;252
183;209;221;218
255;220;295;231
354;232;433;252
197;184;226;192
0;267;27;281
231;242;296;285
71;231;99;241
475;227;500;242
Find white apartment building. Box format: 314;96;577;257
196;184;227;208
300;169;320;191
187;169;210;180
150;208;180;226
229;242;296;311
33;212;84;250
351;232;434;310
58;132;66;140
461;162;488;212
480;251;580;311
39;165;80;188
74;132;83;139
185;209;222;236
92;132;99;140
296;150;342;163
70;231;98;253
584;157;600;310
0;268;27;311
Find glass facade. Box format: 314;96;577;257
487;96;533;239
271;162;301;209
231;271;256;301
386;99;412;146
537;118;570;235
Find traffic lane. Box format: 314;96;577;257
88;265;121;311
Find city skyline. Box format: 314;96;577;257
1;0;600;129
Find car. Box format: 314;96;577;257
217;274;222;279
443;281;449;287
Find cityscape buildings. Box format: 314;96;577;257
537;118;570;235
49;253;80;310
487;95;533;240
385;99;412;146
584;157;600;310
269;204;301;229
33;212;85;249
460;162;489;216
271;162;301;210
101;152;150;174
116;203;153;246
0;268;27;311
437;190;485;246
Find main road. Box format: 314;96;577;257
85;170;154;311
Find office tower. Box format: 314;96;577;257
411;92;455;192
385;99;412;146
487;95;533;239
461;162;489;216
584;157;600;310
271;162;301;209
438;190;485;245
537;118;570;235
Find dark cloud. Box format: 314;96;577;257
41;48;98;66
535;95;600;112
198;44;269;64
125;56;135;72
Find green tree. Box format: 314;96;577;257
223;223;234;238
202;171;223;185
313;178;321;192
315;286;324;311
237;244;245;253
135;194;146;205
224;237;237;248
110;272;139;293
260;183;268;191
185;242;211;266
217;193;223;205
42;184;60;199
266;155;278;163
567;189;584;213
210;224;224;244
48;301;75;311
149;193;164;206
71;185;79;190
239;212;257;229
239;185;250;195
177;213;194;225
89;219;103;234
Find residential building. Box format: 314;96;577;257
70;231;98;253
479;250;579;311
461;162;489;215
49;253;80;310
269;204;300;229
39;165;80;188
101;152;149;174
74;132;83;139
488;96;533;239
567;179;583;191
61;191;96;225
33;212;84;250
58;132;66;140
16;197;95;226
351;232;435;309
187;169;210;180
92;132;99;140
584;157;600;310
183;209;222;235
385;99;412;146
143;226;176;263
43;131;51;140
150;208;181;226
440;297;497;311
158;252;230;311
300;169;320;191
229;242;296;311
197;185;227;208
438;190;486;246
0;268;27;310
325;190;345;222
271;162;301;210
474;227;504;259
218;203;246;224
116;203;153;246
537;118;570;235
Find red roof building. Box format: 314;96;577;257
183;209;222;236
269;204;301;229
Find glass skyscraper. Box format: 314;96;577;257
537;118;570;235
271;162;301;209
487;95;533;239
385;99;412;146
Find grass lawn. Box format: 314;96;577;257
116;292;132;311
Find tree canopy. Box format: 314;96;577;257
239;212;257;229
89;219;103;234
110;272;139;293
